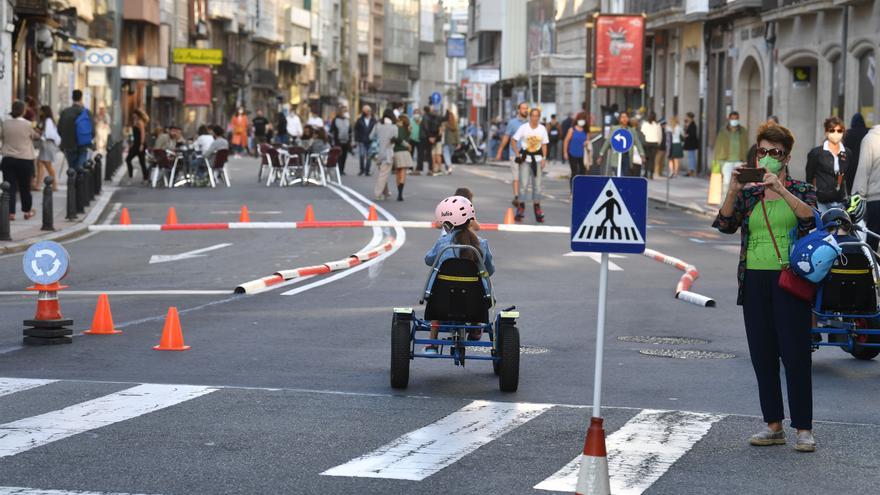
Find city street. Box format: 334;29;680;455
0;158;879;494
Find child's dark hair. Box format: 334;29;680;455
454;187;473;201
452;219;482;263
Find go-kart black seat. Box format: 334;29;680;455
424;258;491;323
821;245;877;314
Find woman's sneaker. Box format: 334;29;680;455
795;431;816;452
534;204;545;223
749;428;786;446
515;203;525;222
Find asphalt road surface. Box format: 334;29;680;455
0;156;878;494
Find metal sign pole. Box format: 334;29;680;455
592;252;609;418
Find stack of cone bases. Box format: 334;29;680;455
84;294;122;335
304;204;315;222
119;207;132;225
165;207;179;225
368;205;378;221
153;307;190;351
239;205;251;222
575;417;610;495
503;208;515;225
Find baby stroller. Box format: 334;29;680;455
811;206;880;360
390;244;521;392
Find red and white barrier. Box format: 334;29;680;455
235;238;396;294
642;248;715;307
89;221;570;234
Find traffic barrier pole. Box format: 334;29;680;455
75;169;86;213
93;154;103;195
66;170;77;220
41;177;55;232
0;182;11;241
84;293;122;335
22;282;74;345
83;164;94;204
153;307;190;351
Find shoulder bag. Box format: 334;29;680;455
759;198;817;302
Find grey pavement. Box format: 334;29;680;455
0;156;876;494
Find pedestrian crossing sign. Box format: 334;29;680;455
570;176;647;253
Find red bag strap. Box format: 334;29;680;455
759;197;785;267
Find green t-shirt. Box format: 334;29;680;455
411;121;420;141
747;198;798;270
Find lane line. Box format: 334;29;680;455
0;487;159;495
321;400;553;480
0;384;216;458
534;409;725;494
149;243;232;264
0;378;56;398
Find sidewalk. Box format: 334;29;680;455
483;160;716;217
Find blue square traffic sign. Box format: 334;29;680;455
570;176;647;254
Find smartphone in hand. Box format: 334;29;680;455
737;167;766;184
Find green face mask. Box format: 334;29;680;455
758;155;783;174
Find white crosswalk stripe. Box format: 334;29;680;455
0;487;159;495
321;400;553;480
0;383;216;458
534;409;725;494
0;378;56;398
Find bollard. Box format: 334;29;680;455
66;169;77;220
75;169;86;214
41;176;54;231
93;154;103;195
83;163;94;204
0;182;11;241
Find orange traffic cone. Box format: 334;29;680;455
574;417;611;495
367;205;378;221
503;208;515;225
165;207;179;225
153;307;190;351
119;207;132;225
304;204;315;222
239;205;251;222
84;294;122;335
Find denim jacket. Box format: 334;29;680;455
712;178;817;305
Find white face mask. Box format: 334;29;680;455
577;120;586;127
383;118;392;125
827;132;843;144
343;112;350;118
729;119;740;127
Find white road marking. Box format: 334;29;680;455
148;243;232;264
0;487;158;495
534;409;724;494
0;290;232;296
0;378;56;398
321;400;552;480
563;252;625;271
0;384;216;458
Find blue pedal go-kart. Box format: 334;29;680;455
812;232;880;360
390;244;520;392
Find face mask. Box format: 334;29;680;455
383;118;392;125
827;132;843;144
577;120;586;127
758;155;783;174
343;112;350;118
729;119;740;127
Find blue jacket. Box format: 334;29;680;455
425;232;495;293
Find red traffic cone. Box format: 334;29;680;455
119;207;132;225
84;294;122;335
304;204;315;222
165;207;179;225
575;417;610;495
239;205;251;223
503;208;515;225
153;307;190;351
367;205;378;221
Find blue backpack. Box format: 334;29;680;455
75;108;93;147
789;211;842;283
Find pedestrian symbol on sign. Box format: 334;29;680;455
570;176;647;254
574;179;644;244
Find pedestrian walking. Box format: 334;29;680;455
598;111;645;177
275;109;289;145
495;102;530;206
408;108;421;165
668;116;683;177
124;108;147;183
1;101;41;220
562;112;589;191
392;115;414;201
57;89;94;174
35;105;60;192
713;111;749;197
656;118;669;178
371;110;397;200
286;108;303;144
441;111;460;174
94;106;110;154
713;122;818;453
354;105;376;176
230;107;248;155
806;117;851;212
546;114;561;163
852;122;880;250
414;106;433;175
252;110;270;150
640;111;662;179
682;112;699;175
423;107;443;175
844;113;869;194
511;107;549;223
630;113;647;177
560;112;574;147
329;105;351;175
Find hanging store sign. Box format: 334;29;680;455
87;67;107;87
471;83;487;108
173;48;224;66
594;15;645;88
84;48;118;67
792;66;811;88
120;65;167;81
184;65;212;106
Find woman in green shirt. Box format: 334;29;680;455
391;115;414;201
713;123;819;453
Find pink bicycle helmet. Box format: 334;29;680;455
435;196;475;228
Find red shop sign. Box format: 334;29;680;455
184;65;212;106
594;15;645;88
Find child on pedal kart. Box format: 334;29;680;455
424;195;495;354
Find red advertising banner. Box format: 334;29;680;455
184;65;212;106
594;15;645;88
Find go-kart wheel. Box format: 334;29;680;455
848;320;880;360
850;345;880;360
497;323;520;392
390;315;411;389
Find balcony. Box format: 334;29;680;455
251;68;278;89
763;0;839;20
123;0;159;25
380;78;408;94
290;6;310;28
13;0;49;16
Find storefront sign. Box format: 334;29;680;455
120;65;167;81
184;65;212;106
87;67;107;87
595;15;645;88
792;66;811;88
84;48;118;67
446;38;466;58
173;48;224;66
471;83;487;108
